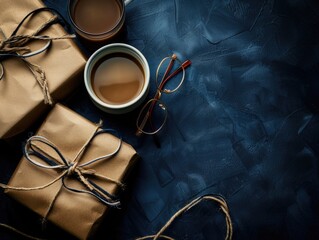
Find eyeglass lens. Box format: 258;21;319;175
155;56;185;93
136;99;168;135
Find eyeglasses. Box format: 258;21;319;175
136;54;191;136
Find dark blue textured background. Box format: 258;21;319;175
1;0;319;239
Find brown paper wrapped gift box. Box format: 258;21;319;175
0;0;86;138
5;104;139;239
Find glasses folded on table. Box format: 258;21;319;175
136;54;191;136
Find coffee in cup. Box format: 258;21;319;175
91;52;144;105
84;43;150;114
68;0;127;43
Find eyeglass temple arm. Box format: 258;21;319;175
159;59;192;90
162;54;177;82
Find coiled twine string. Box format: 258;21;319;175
136;195;233;240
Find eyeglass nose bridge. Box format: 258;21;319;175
156;89;162;99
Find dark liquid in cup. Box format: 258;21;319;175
91;53;145;105
72;0;122;34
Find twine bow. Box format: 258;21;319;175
0;123;124;223
0;7;76;105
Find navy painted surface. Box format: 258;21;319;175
1;0;319;239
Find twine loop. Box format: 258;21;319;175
0;7;76;105
136;195;233;240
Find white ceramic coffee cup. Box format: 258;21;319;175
84;43;150;114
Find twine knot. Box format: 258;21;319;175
0;34;31;54
67;162;79;176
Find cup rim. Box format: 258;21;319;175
67;0;125;37
84;43;150;112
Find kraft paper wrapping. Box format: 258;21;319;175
0;0;86;139
5;104;139;239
